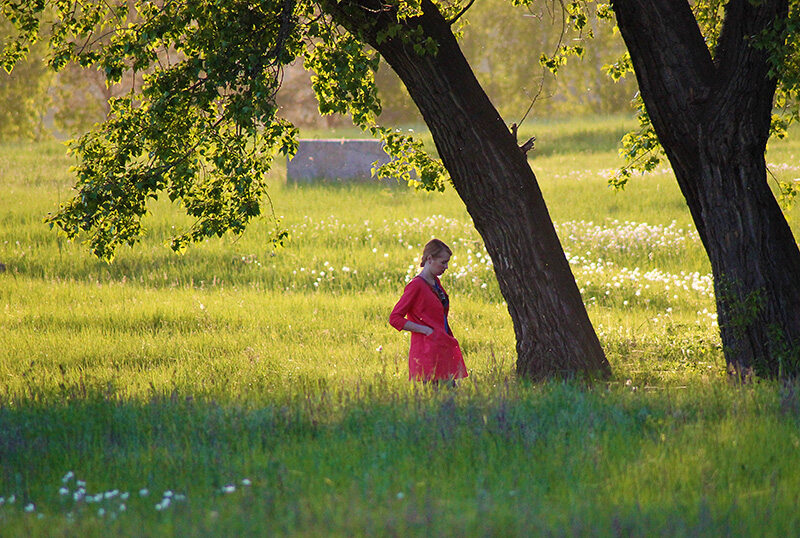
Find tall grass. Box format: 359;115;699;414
1;116;800;535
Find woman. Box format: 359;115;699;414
389;239;468;383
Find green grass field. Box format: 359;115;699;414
2;116;800;536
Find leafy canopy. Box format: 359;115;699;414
1;0;448;260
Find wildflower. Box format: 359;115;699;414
119;504;126;511
98;508;106;517
76;480;86;488
376;345;383;352
396;492;405;500
62;471;75;483
139;488;149;497
24;503;35;513
222;485;236;494
163;490;173;498
241;479;252;486
120;492;130;500
59;487;69;496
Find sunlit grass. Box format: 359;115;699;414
1;116;800;535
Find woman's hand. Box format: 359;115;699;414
403;321;434;336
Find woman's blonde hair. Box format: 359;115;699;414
420;238;452;267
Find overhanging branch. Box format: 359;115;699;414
448;0;476;25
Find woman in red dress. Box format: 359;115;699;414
389;239;468;383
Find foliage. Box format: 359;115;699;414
0;0;452;260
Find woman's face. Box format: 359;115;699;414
426;254;450;276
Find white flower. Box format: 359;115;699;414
59;487;69;496
222;485;236;494
62;471;75;483
396;492;405;500
241;479;252;486
24;503;35;513
139;488;149;497
120;492;130;500
376;345;383;352
163;490;173;498
97;508;106;517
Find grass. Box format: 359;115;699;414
1;115;800;535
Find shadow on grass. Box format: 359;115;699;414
0;378;795;535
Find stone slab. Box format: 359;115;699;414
286;139;393;183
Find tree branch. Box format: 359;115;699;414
448;0;476;26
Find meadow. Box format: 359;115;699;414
2;116;800;536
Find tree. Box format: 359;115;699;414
605;0;800;378
1;0;610;380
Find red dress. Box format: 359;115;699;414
390;276;468;381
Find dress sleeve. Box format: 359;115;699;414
389;279;420;331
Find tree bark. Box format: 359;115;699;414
612;0;800;378
329;0;610;379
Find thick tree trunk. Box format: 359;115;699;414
612;0;800;378
330;0;609;379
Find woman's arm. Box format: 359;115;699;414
390;279;432;335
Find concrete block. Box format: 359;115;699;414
286;139;393;183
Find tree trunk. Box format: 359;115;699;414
612;0;800;378
329;0;609;379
